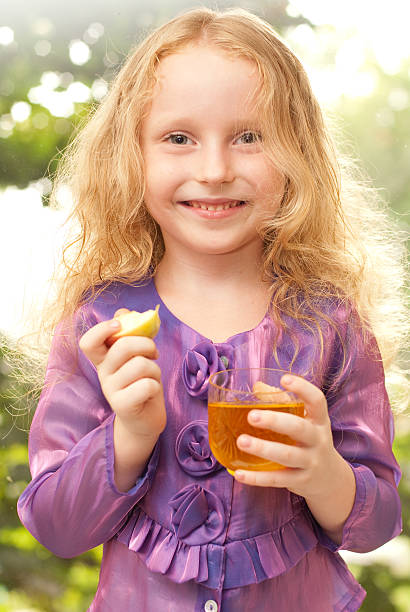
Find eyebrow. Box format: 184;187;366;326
151;115;262;130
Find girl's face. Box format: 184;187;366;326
141;44;284;259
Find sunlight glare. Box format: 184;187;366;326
0;26;14;46
335;37;366;73
0;187;69;338
287;0;410;77
55;184;74;210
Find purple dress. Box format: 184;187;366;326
17;279;401;611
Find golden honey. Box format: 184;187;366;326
208;401;304;471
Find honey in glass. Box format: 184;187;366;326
208;368;305;472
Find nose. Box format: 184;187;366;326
197;142;234;185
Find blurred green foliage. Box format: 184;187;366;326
0;341;101;611
334;67;410;221
0;0;294;190
347;426;410;611
0;0;409;610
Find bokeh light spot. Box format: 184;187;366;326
32;112;49;130
66;81;91;103
0;26;14;46
32;18;54;37
46;93;75;118
376;108;395;127
286;4;301;18
388;89;409;112
11;102;32;123
35;40;52;57
84;22;104;45
40;71;61;90
60;72;74;88
0;114;14;138
69;40;91;66
91;79;108;101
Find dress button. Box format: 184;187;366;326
220;355;229;368
204;600;218;612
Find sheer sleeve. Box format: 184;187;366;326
312;312;402;553
17;311;159;558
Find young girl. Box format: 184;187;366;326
17;7;406;612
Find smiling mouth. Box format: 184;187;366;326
180;200;247;211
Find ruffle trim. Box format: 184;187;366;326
116;506;318;589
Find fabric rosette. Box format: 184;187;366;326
169;484;225;545
182;340;234;399
175;420;222;477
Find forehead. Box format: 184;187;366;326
148;45;262;121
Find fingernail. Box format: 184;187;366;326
238;435;251;448
249;411;261;423
281;374;293;385
235;471;245;481
110;320;121;328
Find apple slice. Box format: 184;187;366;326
252;380;292;403
109;305;160;343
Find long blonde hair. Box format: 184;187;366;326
41;7;407;382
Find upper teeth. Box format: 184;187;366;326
185;200;244;210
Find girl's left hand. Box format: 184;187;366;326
234;374;342;499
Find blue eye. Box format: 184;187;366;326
167;133;192;145
236;131;261;144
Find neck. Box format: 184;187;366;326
155;240;266;294
153;239;270;342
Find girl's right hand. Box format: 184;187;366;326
79;314;167;441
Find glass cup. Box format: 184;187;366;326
208;368;304;474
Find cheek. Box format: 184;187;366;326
253;162;285;205
144;165;172;204
145;154;183;195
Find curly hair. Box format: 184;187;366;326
38;7;407;384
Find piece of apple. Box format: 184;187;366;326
109;305;160;343
252;380;292;403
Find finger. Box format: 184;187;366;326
236;434;306;468
106;308;130;347
101;336;159;377
79;319;121;367
280;374;328;425
233;467;301;488
108;356;161;391
247;409;315;446
113;377;162;409
114;307;130;317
